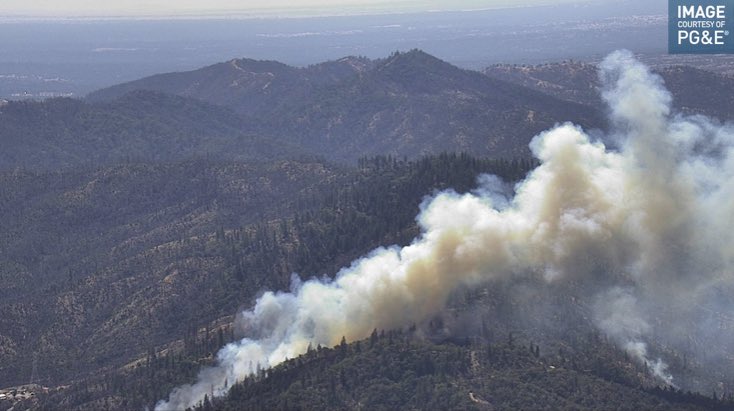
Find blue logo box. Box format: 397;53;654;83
669;0;734;53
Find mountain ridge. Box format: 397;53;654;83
484;61;734;121
0;90;308;171
86;49;604;162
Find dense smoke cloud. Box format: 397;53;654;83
156;50;734;410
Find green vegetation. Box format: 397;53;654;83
0;153;531;399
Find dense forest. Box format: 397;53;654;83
18;321;734;410
1;153;537;410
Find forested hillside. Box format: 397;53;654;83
209;332;732;411
0;154;534;410
0;91;302;170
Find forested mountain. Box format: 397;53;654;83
484;62;734;121
2;49;733;411
5;51;732;173
87;56;373;115
87;50;603;162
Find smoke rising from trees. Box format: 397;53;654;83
156;50;734;410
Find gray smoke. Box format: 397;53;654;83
156;50;734;410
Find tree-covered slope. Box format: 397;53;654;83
0;154;530;398
196;332;731;411
0;91;301;170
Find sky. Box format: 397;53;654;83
0;0;589;18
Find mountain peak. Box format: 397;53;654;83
391;48;434;59
381;49;445;67
334;55;374;72
376;49;461;77
307;55;376;78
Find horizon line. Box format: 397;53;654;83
0;3;580;23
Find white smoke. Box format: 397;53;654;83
593;287;673;384
156;50;734;410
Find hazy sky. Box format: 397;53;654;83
0;0;588;18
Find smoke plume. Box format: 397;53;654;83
156;50;734;410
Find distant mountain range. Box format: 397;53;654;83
3;50;733;172
87;50;603;163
